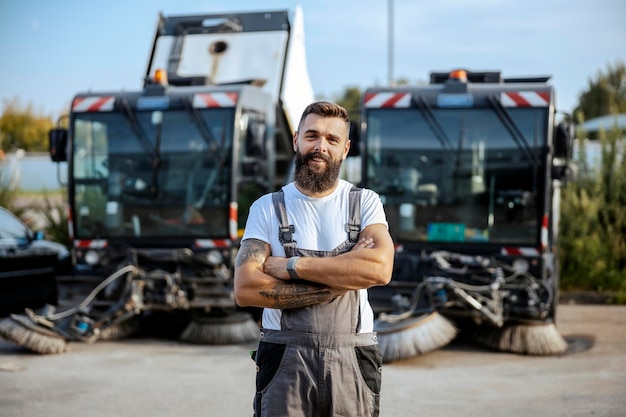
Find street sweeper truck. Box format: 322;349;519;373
362;69;577;362
0;8;315;354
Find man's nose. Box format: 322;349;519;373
314;137;329;153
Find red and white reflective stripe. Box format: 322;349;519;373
192;92;238;108
500;91;550;107
364;92;411;108
75;239;109;249
541;214;549;251
229;202;238;241
72;96;115;112
194;239;231;248
501;247;540;257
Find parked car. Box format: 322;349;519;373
0;206;70;316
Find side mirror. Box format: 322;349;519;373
347;121;360;157
554;121;574;159
552;160;578;183
49;128;68;162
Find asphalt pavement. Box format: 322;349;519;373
1;303;625;417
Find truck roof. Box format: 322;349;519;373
364;69;555;109
70;83;271;114
155;10;291;35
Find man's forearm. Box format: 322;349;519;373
295;251;390;290
259;279;338;309
261;226;394;291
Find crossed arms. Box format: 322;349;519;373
233;223;394;309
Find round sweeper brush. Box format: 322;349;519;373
179;311;260;345
472;320;568;355
0;314;68;354
375;311;458;363
97;318;141;341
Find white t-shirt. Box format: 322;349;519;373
242;179;388;333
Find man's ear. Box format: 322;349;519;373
342;140;351;160
293;131;298;152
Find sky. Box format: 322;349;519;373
1;0;625;120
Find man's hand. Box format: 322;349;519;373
263;237;375;281
278;224;394;291
353;237;375;250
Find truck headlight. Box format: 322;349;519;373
84;250;100;265
512;258;529;273
206;250;223;266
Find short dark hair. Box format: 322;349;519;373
297;101;350;132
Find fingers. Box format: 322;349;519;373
263;256;290;280
352;237;374;251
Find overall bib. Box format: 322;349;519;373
253;188;382;417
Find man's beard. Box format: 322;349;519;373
294;150;342;194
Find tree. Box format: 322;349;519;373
574;60;626;121
0;97;54;152
335;86;362;126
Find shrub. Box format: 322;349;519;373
559;123;626;297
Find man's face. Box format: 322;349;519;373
293;114;351;193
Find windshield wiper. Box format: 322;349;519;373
184;97;225;165
182;98;229;222
415;96;456;165
487;95;539;166
119;98;161;197
119;98;159;164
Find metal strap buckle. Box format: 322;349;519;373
279;225;296;244
345;224;360;242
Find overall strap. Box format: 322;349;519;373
272;190;297;255
272;186;363;253
346;187;362;243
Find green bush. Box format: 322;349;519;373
559;123;626;298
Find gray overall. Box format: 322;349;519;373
253;187;382;417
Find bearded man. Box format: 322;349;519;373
234;101;394;417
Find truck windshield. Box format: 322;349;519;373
365;107;547;245
71;108;234;239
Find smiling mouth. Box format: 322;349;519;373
306;152;329;164
308;157;327;170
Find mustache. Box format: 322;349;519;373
303;151;331;163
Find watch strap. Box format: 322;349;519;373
287;256;300;280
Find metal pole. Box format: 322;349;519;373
388;0;394;86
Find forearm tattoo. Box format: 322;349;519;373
235;239;268;267
260;280;335;309
236;238;334;309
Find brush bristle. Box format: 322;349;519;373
0;315;68;354
180;312;260;345
375;312;458;363
474;321;568;355
98;319;141;341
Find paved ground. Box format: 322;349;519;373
1;303;625;417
